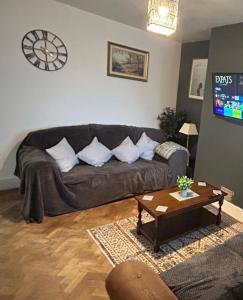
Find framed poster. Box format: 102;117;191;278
189;59;208;100
107;42;149;82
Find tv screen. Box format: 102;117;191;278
213;73;243;120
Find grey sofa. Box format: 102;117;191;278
15;124;187;223
106;233;243;300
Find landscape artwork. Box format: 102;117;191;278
107;42;149;82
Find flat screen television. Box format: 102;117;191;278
213;73;243;120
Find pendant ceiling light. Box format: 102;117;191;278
147;0;179;36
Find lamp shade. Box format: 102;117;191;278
147;0;179;36
179;123;198;136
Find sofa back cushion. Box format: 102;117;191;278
20;124;166;154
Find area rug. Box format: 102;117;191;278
87;206;243;273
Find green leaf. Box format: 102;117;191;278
158;107;187;144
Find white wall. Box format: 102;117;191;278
0;0;181;190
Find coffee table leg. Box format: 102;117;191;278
137;203;143;235
216;198;223;225
154;218;160;253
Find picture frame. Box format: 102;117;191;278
107;42;149;82
189;59;208;100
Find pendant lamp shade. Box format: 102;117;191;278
147;0;179;36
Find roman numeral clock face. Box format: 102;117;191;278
22;29;68;71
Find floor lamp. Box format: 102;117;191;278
179;123;198;149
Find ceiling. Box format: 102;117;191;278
55;0;243;42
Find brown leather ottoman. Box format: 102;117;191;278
106;261;177;300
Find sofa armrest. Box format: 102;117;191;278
16;145;59;178
15;146;66;222
154;150;187;178
167;150;187;177
106;261;178;300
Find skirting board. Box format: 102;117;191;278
212;200;243;223
0;176;20;190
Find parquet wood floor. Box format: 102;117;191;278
0;189;138;300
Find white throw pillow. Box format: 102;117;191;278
76;137;112;167
136;132;159;160
46;138;79;172
112;136;139;164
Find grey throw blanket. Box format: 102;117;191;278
161;233;243;300
15;124;184;223
156;141;190;165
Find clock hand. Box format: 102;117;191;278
41;47;54;57
37;46;55;58
34;46;47;54
44;40;47;62
45;50;58;57
44;48;55;58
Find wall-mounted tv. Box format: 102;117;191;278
213;73;243;120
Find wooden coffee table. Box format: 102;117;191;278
135;183;226;252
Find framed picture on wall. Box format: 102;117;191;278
189;59;208;100
107;42;149;82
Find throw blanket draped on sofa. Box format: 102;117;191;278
162;233;243;300
15;124;187;223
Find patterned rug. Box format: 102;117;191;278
87;206;243;273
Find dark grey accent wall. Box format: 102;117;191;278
176;41;210;156
195;23;243;209
176;41;210;126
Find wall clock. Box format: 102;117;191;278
22;29;68;71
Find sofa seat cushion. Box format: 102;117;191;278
62;159;170;193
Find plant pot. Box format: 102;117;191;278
180;189;188;198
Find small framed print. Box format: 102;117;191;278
189;59;208;100
107;42;149;82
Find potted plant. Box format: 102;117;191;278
157;107;187;144
177;176;194;198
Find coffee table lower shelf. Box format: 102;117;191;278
137;207;217;252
